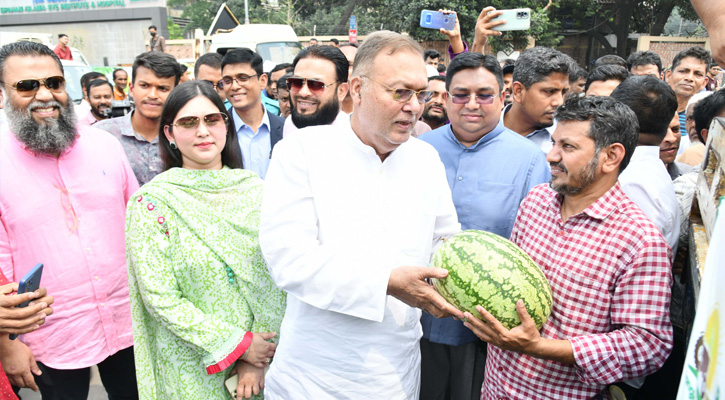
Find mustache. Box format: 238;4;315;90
549;162;568;173
28;100;63;112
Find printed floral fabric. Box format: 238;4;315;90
126;167;286;399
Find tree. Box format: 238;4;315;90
168;18;184;39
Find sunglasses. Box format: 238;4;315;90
217;74;259;89
362;76;432;104
287;77;337;93
448;92;497;105
171;112;229;132
5;76;66;97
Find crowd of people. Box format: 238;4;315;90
0;2;724;399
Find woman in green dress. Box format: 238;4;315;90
125;81;286;399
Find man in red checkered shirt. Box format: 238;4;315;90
463;95;673;400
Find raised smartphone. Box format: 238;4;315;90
10;263;43;340
420;10;456;31
490;8;532;31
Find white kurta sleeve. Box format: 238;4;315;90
260;137;390;322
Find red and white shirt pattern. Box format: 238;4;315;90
482;183;673;400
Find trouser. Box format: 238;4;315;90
419;338;487;400
35;346;138;400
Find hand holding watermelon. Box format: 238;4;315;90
387;266;464;319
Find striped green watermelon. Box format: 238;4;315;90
431;230;552;330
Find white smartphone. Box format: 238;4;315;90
490;8;532;31
225;374;237;398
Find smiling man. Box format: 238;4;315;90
417;52;549;400
283;45;349;136
0;41;139;399
502;46;576;153
78;79;113;126
260;31;462;399
464;95;672;400
95;51;181;185
220;48;284;179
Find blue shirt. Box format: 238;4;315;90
261;92;280;116
418;122;551;346
232;107;272;179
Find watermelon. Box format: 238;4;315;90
431;230;553;330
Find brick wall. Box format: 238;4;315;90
648;40;708;69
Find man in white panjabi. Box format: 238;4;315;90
260;31;463;399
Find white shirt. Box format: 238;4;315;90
500;103;556;154
260;118;460;399
619;145;681;255
282;109;349;138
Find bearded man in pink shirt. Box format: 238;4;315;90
0;41;139;399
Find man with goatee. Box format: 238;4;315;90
0;41;139;399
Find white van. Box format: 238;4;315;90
210;24;303;65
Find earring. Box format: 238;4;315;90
170;141;177;150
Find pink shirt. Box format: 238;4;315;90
77;109;101;126
0;126;139;369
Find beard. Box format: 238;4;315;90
291;95;340;129
5;97;77;155
422;103;447;126
549;155;598;196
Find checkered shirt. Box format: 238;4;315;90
482;183;673;400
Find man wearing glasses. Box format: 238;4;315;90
220;48;284;180
417;52;550;400
283;45;350;136
501;47;576;154
0;41;140;398
194;52;228;106
96;51;182;185
260;31;463;399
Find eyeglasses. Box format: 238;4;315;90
362;76;432;103
286;77;337;93
170;112;229;133
201;80;218;89
218;74;259;89
3;76;66;97
447;92;497;105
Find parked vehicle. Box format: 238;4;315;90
210;24;303;64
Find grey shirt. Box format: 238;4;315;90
94;112;163;186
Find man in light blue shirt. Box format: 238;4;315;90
418;52;550;400
220;48;284;179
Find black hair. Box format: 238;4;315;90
330;38;339;45
584;65;630;92
80;72;106;95
85;79;113;98
424;49;441;61
58;33;68;39
627;51;663;74
221;48;264;76
429;75;446;83
341;43;358;48
159;81;243;170
610;75;677;140
277;73;292;90
593;54;627;69
445;52;503;93
437;64;446;73
569;66;588;83
112;68;127;80
292;45;349;83
555;95;639;173
672;46;711;71
270;63;292;75
692;90;725;144
0;41;63;84
132;51;182;85
513;46;576;88
194;53;223;78
149;25;157;30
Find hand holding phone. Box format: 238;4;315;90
8;264;45;340
420;10;457;31
490;8;532;31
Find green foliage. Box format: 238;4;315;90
168;18;184;39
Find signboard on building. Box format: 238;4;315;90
349;15;357;44
1;0;165;15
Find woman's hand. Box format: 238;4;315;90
232;361;265;399
242;332;276;368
